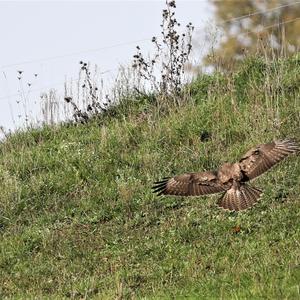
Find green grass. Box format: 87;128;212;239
0;57;300;299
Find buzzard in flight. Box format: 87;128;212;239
152;139;299;211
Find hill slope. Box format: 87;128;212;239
0;57;300;299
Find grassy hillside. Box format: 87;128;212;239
0;57;299;299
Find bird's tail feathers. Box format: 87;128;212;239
218;184;262;211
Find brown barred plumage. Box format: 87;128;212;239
152;139;299;211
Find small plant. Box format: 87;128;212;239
64;0;194;124
40;89;60;125
64;61;110;124
63;0;194;123
132;0;194;106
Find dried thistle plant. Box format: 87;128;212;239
64;61;110;124
132;0;194;106
65;0;194;123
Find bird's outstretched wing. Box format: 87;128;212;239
239;139;299;180
152;171;225;196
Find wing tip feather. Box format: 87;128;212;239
276;138;299;152
152;177;170;195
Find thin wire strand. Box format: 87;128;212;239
217;1;300;25
257;17;300;31
2;1;300;70
1;16;299;101
1;39;150;69
1;13;300;101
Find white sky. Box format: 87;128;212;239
0;0;213;135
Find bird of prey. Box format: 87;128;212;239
152;139;299;211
